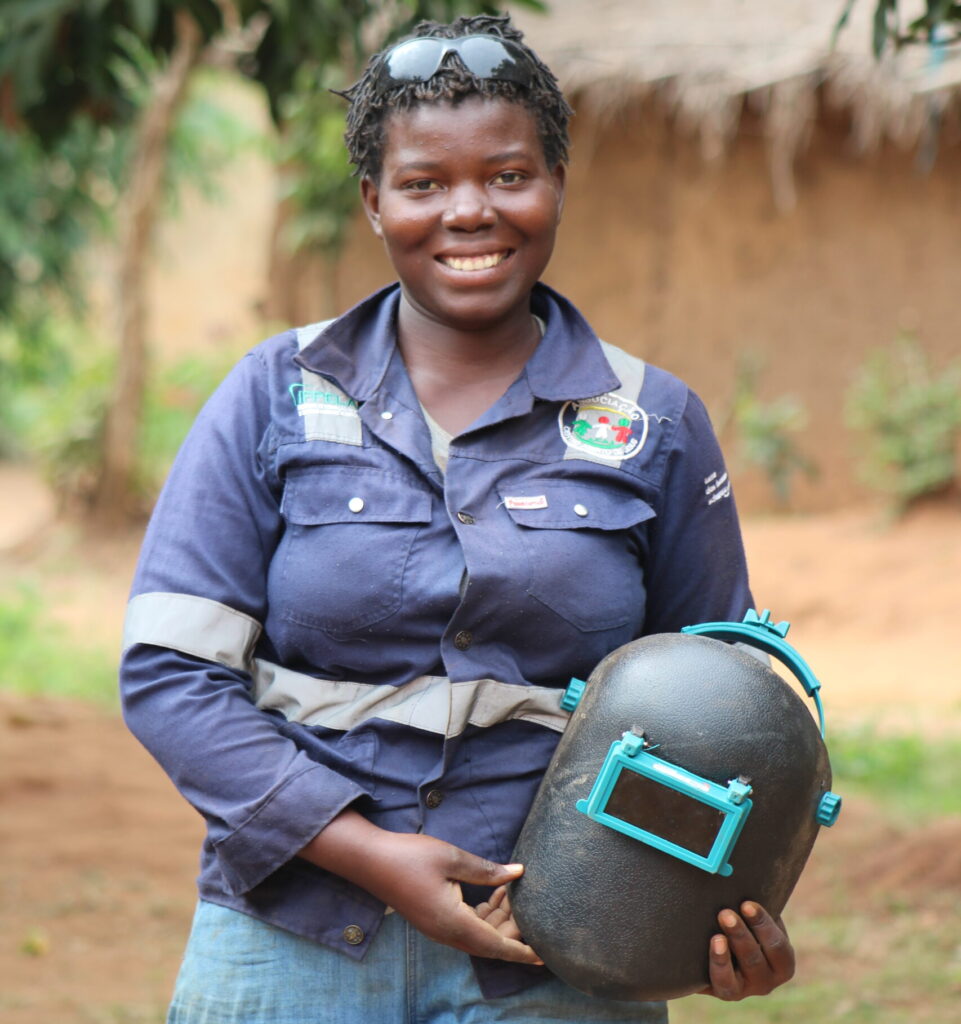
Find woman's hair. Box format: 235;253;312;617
340;14;573;181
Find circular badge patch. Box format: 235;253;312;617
558;392;649;461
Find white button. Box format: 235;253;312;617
380;411;393;420
348;497;365;513
573;504;589;517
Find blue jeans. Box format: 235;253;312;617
168;901;668;1023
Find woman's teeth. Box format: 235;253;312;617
440;252;508;271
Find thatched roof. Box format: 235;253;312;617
509;1;961;207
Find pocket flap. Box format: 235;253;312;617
499;481;655;531
281;467;433;526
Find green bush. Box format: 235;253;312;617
829;723;961;821
846;335;961;513
1;315;244;510
728;353;817;506
0;587;117;705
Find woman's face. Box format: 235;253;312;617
361;95;565;333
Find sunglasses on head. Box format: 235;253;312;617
373;34;534;94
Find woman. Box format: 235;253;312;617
121;14;794;1023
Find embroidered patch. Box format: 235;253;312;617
704;470;732;505
558;392;649;462
504;495;548;510
289;383;359;418
289;378;363;446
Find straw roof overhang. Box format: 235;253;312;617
509;0;961;208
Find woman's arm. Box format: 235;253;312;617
122;346;364;896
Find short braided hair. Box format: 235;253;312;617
340;14;572;181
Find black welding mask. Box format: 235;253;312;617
509;610;841;1002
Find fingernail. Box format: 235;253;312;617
720;910;738;929
505;863;524;873
712;936;727;956
742;902;758;919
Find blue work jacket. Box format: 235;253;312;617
120;283;754;998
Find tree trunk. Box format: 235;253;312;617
89;11;203;525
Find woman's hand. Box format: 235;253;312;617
365;831;544;964
699;901;795;1000
298;811;543;964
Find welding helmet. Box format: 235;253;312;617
509;610;841;1002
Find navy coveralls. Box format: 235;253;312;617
120;282;754;998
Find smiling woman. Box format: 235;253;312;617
360;96;565;432
120;13;794;1024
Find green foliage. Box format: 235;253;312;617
830;723;961;820
167;70;266;209
138;342;250;494
0;586;117;705
836;0;961;56
275;65;361;260
729;354;817;506
846;335;961;512
0;310;244;506
0;116;121;325
0;0;225;143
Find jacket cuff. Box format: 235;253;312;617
211;761;366;895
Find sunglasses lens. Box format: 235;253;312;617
457;37;531;85
382;38;444;84
376;35;533;92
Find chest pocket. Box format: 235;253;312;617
278;466;432;635
500;480;655;632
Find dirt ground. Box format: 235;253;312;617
1;470;960;1022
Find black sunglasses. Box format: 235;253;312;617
373;34;534;93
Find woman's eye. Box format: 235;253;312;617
405;179;441;192
493;171;526;185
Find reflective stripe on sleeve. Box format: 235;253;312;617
122;592;570;737
123;592;262;670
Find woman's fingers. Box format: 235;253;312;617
445;900;543;964
704;902;795;1000
474;885;524;941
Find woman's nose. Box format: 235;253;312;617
441;184;495;231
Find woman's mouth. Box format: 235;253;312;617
437;250;511;272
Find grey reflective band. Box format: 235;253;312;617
293;320;363;446
564;340;646;466
253;664;570;737
123;592;262;670
123;592;570;737
598;339;646;401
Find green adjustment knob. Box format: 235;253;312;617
815;791;842;827
561;677;586;712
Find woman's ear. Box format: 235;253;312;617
360;176;384;238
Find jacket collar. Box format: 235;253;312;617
295;282;622;403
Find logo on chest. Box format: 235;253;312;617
289;380;363;446
558;392;649;462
